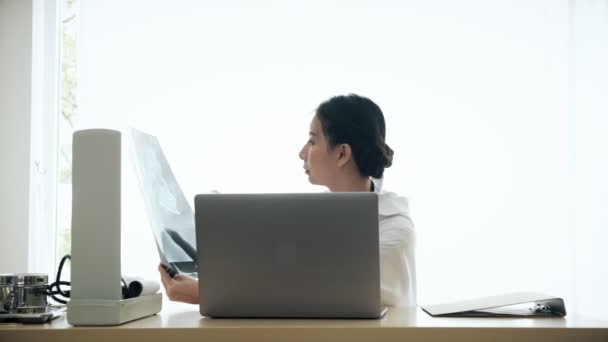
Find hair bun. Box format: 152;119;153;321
382;144;394;168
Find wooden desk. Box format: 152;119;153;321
1;300;607;342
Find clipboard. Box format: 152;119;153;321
421;292;566;317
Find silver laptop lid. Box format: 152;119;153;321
194;192;382;318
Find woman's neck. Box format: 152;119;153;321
328;175;371;192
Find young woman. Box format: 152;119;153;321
159;94;417;307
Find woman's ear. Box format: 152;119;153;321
336;144;352;167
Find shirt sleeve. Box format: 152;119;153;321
379;213;416;306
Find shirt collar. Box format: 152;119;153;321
374;178;410;217
371;178;383;193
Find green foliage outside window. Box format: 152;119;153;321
57;0;78;261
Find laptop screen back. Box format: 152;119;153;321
194;192;382;318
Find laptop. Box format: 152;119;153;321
128;128;198;276
194;192;387;318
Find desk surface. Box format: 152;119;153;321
2;300;608;342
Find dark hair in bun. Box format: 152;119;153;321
316;94;393;179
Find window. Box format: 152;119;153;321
46;0;608;318
56;0;79;265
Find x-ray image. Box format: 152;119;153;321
128;128;197;271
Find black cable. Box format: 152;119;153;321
45;254;133;304
45;254;71;304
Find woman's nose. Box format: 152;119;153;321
299;145;306;160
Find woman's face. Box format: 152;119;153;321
299;116;338;186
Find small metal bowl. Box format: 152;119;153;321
0;273;49;314
14;273;49;314
0;274;19;313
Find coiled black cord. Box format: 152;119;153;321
45;254;71;304
44;254;134;304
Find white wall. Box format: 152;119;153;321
571;0;608;320
0;0;33;273
76;0;575;305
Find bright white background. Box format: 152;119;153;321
64;0;607;317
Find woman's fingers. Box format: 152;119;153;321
157;264;199;304
158;264;171;287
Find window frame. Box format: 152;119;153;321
28;0;60;275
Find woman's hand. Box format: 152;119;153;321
158;264;199;304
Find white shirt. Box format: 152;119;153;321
373;179;417;307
